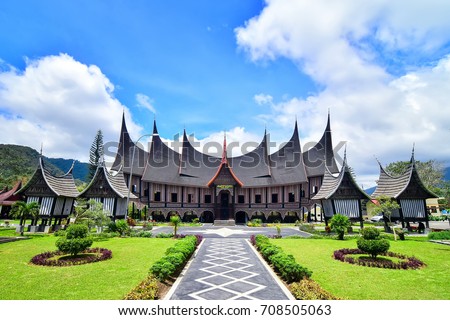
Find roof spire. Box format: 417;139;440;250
152;118;159;135
326;109;331;131
410;143;416;165
221;131;227;164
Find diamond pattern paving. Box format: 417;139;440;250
168;238;290;300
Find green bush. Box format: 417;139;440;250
357;238;390;258
53;229;66;237
124;274;159;300
150;235;198;281
290;278;340;300
269;252;312;283
254;235;312;283
114;220;130;236
55;224;93;256
360;226;381;240
66;224;89;239
330;214;351;240
56;237;94;256
428;230;450;240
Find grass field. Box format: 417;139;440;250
274;237;450;300
0;236;173;299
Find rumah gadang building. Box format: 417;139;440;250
112;113;342;224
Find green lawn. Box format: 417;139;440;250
274;238;450;300
0;236;173;299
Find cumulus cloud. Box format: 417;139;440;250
236;0;450;186
136;93;157;114
0;53;142;162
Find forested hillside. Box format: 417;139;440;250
0;144;88;189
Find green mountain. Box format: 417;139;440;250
0;144;89;189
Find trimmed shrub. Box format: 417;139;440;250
357;227;390;258
150;235;198;281
428;230;450;240
66;224;89;239
290;278;340;300
124;274;159;300
253;235;312;283
56;224;93;256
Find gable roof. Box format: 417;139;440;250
312;153;370;200
79;161;136;199
0;181;22;205
16;157;80;198
372;153;438;199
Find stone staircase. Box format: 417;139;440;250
213;219;236;226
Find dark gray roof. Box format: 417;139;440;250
372;157;437;199
111;113;149;176
302;114;339;177
80;162;136;199
17;158;80;198
313;157;370;200
121;116;338;187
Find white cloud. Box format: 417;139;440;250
236;0;450;187
136;93;157;114
0;53;143;162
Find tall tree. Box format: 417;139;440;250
88;130;104;180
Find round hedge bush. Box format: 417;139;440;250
56;224;93;256
357;227;390;258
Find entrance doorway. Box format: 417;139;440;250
220;191;230;220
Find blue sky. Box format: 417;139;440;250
1;0;450;187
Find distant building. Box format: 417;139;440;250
0;181;22;218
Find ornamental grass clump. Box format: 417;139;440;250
329;214;351;240
56;224;93;256
357;227;390;258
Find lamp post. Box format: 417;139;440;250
125;133;152;220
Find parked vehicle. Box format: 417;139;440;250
370;213;384;222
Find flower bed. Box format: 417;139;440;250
30;248;112;266
333;248;425;270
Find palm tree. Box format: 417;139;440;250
11;201;40;236
170;215;181;238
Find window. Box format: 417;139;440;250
132;185;137;193
271;193;278;203
312;186;318;194
301;189;305;197
204;194;211;203
144;189;149;196
238;195;245;203
188;194;193;203
255;194;262;203
288;192;295;202
154;191;161;202
171;193;178;202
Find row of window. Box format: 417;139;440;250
151;190;315;203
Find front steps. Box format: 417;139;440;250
213;219;236;226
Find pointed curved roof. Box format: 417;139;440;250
79;161;136;199
313;154;369;200
17;158;80;198
141;121;183;184
111;112;149;176
179;130;221;185
228;130;272;186
302;113;339;177
372;154;437;199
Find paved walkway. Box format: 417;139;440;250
166;238;293;300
